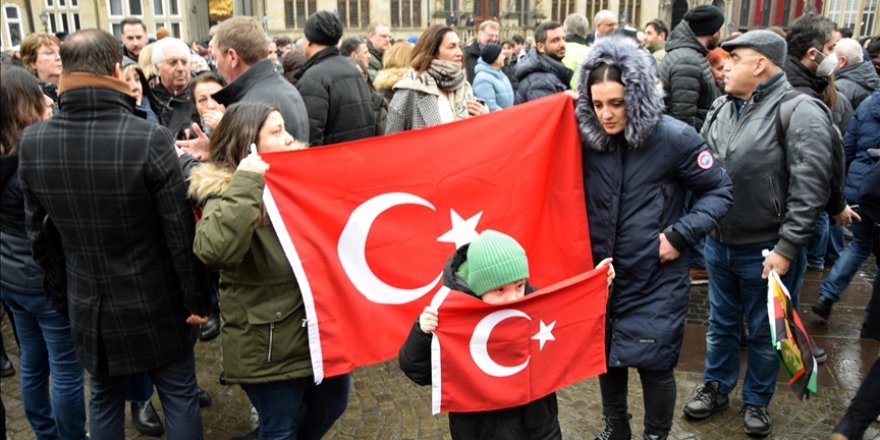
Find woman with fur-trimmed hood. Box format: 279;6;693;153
576;36;733;440
189;101;350;438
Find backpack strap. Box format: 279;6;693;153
774;90;812;147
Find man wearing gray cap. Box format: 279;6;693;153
683;30;834;437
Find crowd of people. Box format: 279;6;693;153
1;4;879;440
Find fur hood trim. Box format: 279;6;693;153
374;67;410;91
188;163;234;203
576;36;663;152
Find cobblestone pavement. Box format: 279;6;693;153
2;259;878;439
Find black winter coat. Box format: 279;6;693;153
658;21;718;131
295;47;377;146
398;245;561;440
464;40;481;85
150;82;194;140
0;155;43;295
514;50;571;104
577;37;733;370
18;79;209;376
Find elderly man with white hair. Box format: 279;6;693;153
593;10;618;41
150;36;195;139
835;37;880;110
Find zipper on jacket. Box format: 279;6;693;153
268;322;275;362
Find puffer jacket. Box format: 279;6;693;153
398;244;561;440
844;90;880;204
514;49;572;104
702;72;834;259
577;36;733;371
658;20;718;131
836;61;880;111
190;164;311;384
295;47;377;146
472;59;515;111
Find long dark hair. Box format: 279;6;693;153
208;101;276;171
1;65;46;156
410;25;456;73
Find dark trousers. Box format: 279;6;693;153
89;348;202;439
834;356;880;439
599;366;676;436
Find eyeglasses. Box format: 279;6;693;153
38;50;60;58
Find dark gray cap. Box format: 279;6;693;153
721;30;787;68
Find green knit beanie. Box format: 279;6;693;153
466;230;529;297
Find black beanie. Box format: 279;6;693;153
304;11;343;46
684;5;725;36
480;44;502;64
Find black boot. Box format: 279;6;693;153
198;387;213;407
0;352;14;378
131;401;164;436
595;413;632;440
644;433;668;440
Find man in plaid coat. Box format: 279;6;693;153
18;29;210;438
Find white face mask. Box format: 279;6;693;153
815;49;838;77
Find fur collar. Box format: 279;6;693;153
374;67;410;91
188;163;234;203
576;36;663;152
58;72;132;97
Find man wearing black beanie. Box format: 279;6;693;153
659;4;725;131
296;11;377;146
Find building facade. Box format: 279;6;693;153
3;0;879;52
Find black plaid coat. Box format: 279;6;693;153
19;85;208;376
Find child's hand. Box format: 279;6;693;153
596;257;615;288
419;306;439;334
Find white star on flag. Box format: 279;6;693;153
436;209;483;249
531;320;556;351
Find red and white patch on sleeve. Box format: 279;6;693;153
696;150;714;170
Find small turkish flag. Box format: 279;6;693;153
431;267;608;414
260;94;592;381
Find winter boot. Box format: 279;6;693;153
595;413;632;440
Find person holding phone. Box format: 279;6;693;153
385;25;488;134
473;44;515;111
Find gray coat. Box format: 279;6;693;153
213;59;310;143
385;69;474;134
659;21;718;131
836;61;880;111
701;73;834;259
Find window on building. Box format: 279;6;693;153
2;4;23;49
45;0;82;34
338;0;369;29
107;0;144;37
153;0;182;36
863;0;877;36
474;0;499;19
510;0;529;26
619;0;641;27
390;0;421;28
284;0;316;29
584;0;610;24
550;0;573;22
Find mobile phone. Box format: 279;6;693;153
474;98;487;106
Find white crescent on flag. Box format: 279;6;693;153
469;309;532;377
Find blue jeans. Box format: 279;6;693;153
818;218;877;303
827;224;845;264
89;348;202;439
0;288;86;440
241;373;350;440
703;237;803;407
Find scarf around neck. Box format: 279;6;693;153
427;59;466;91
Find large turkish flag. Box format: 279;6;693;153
430;268;608;414
261;94;592;381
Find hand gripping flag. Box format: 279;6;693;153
260;94;593;382
767;269;818;399
430;267;608;414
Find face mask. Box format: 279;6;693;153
814;49;838;77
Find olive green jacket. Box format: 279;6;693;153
190;164;312;384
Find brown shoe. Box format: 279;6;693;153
689;268;709;285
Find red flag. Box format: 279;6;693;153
431;268;608;413
260;94;592;381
